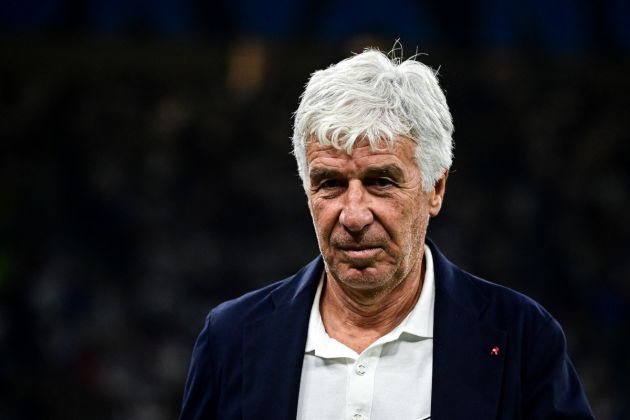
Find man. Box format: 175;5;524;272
179;49;594;419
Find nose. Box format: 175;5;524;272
339;180;373;232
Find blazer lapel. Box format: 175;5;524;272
429;241;507;420
241;258;322;419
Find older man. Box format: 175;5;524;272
179;49;593;420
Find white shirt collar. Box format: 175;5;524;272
304;244;436;357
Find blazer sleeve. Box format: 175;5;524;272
179;312;218;420
523;317;594;419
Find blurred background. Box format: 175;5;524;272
1;0;629;419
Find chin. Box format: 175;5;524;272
333;265;395;290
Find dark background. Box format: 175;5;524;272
1;1;629;419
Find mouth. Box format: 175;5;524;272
338;246;382;260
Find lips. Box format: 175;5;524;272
338;245;382;260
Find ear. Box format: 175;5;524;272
428;170;448;217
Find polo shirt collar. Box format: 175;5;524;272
304;244;435;357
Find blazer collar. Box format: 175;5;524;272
428;239;507;420
241;257;323;419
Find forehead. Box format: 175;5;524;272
306;137;417;170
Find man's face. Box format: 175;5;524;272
306;137;446;293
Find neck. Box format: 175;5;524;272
320;256;425;353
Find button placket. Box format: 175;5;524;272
355;362;367;376
345;346;383;420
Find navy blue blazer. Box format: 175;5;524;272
180;240;594;419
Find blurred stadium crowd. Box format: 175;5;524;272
1;1;629;419
1;0;630;53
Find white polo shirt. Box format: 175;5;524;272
296;245;435;420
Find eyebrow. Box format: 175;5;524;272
363;164;405;181
309;164;405;186
309;168;342;186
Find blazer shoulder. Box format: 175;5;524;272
208;256;323;333
471;271;552;315
460;269;555;335
209;276;289;331
429;239;553;334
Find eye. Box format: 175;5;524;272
313;179;346;197
366;177;395;188
320;179;343;189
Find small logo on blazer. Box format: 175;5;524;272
490;346;500;356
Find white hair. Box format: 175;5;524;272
292;48;454;192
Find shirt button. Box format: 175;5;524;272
353;414;363;420
355;364;367;376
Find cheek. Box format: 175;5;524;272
391;199;428;242
310;200;338;237
388;195;419;225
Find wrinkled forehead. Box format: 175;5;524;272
305;134;416;158
305;135;418;170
